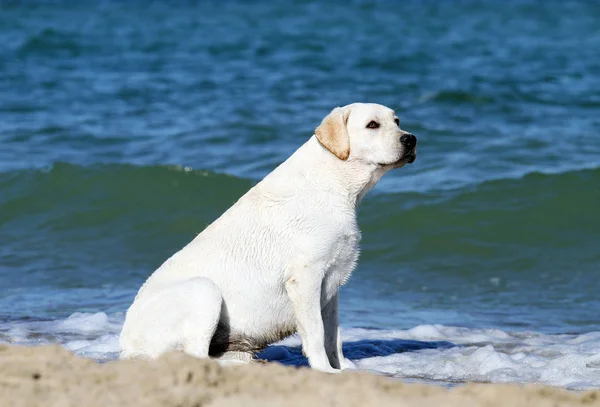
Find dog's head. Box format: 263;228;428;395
315;103;416;169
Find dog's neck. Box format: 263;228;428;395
295;136;389;208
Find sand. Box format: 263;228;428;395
1;344;599;407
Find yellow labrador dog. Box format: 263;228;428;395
119;103;417;373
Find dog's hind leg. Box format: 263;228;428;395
179;277;223;358
120;277;223;360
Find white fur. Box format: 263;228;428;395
119;103;416;372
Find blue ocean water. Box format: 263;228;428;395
1;0;599;389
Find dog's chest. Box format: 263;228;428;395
323;226;361;295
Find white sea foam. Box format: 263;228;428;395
1;313;599;389
0;312;123;361
344;326;600;390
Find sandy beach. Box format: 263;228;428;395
1;344;598;407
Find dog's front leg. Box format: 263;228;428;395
322;293;355;370
285;275;338;373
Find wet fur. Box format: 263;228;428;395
209;322;297;357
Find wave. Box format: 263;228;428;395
0;162;254;230
0;163;255;288
2;162;597;247
1;163;597;289
359;166;600;269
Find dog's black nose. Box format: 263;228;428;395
400;133;417;149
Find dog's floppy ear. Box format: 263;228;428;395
315;107;351;160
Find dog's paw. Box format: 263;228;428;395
340;358;356;370
216;358;247;368
317;367;341;374
311;363;341;374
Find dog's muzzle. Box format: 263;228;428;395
380;134;418;167
398;133;417;165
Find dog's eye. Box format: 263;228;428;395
394;118;400;126
366;121;380;129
